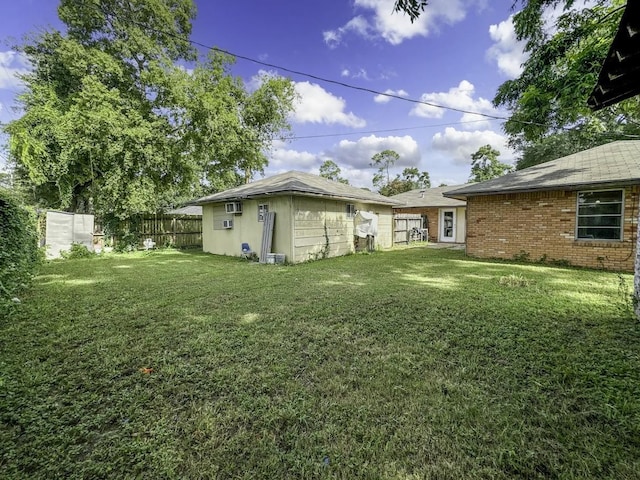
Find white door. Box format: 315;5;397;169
439;209;456;243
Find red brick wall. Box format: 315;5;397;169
466;186;639;271
394;207;440;242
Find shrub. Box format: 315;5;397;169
60;243;95;259
512;250;530;262
0;188;43;315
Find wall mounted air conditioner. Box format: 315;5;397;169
225;202;242;214
222;219;233;229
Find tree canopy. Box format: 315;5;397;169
370;150;430;196
469;145;512;182
493;0;639;166
393;0;429;23
318;160;349;184
4;0;296;220
393;1;639;168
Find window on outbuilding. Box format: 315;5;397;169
258;204;269;222
346;204;356;218
576;190;623;240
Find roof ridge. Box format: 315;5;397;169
191;170;398;206
444;140;640;198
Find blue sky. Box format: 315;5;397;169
0;0;531;188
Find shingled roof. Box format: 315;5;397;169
444;140;640;199
166;205;203;216
192;171;398;206
389;185;467;208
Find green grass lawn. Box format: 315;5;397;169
1;247;639;479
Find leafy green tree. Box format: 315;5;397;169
370;150;431;196
514;128;612;170
319;160;349;184
371;149;399;192
0;172;11;189
493;1;639;160
4;0;295;220
400;167;431;189
469;145;512;182
393;0;428;22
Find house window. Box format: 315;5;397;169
576;190;623;240
346;204;356;218
258;204;269;222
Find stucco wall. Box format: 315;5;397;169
375;205;394;248
202;197;293;259
202;196;392;263
465;186;639;271
292;198;393;263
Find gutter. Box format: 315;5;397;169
191;190;398;207
442;178;640;199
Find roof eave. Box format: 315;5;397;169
193;189;396;206
443;178;640;198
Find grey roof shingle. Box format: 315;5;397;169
192;171;398;206
444;140;640;198
389;185;467;207
166;205;203;216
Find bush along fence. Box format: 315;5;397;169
95;214;202;251
0;189;43;315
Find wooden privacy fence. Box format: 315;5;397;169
95;214;202;249
393;213;426;245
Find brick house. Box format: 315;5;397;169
390;185;467;243
444;141;640;271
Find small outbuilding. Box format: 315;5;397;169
192;171;397;263
444;141;640;271
390;185;467;244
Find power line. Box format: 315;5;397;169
127;18;516;124
287;118;498;140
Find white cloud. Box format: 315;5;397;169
374;88;408;103
431;127;514;165
246;69;286;93
541;0;597;36
338;68;371;80
487;2;596;79
0;51;29;89
270;146;319;170
265;135;423;188
292;81;366;128
340;167;377;188
350;68;370;80
324;0;470;47
323;15;372;48
486;15;528;78
177;64;194;76
331;134;420;169
410;80;494;121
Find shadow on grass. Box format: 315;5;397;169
3;245;638;478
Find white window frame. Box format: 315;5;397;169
346;203;356;218
258;204;269;222
575;189;624;241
